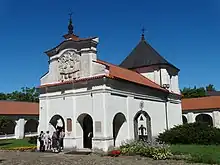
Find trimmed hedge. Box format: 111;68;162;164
28;136;38;144
157;122;220;145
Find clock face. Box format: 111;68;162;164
58;50;80;81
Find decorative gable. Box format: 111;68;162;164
58;50;81;81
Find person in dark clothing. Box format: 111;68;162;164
52;131;58;152
39;131;45;152
59;129;65;151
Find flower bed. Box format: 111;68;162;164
107;140;172;160
1;146;37;152
108;150;121;157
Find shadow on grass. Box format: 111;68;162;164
0;142;12;146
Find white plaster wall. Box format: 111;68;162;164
75;94;93;149
141;72;154;83
135;66;160;85
87;92;106;148
171;75;180;94
49;60;59;83
38;99;47;133
38;83;182;151
105;94;128;147
128;98;166;137
161;68;170;86
115;122;128;146
167;101;182;129
140;69;161;85
154;70;160;85
40;88;107;150
135;66;180;95
105;93;168;146
41;94;75;148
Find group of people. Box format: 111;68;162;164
39;128;65;153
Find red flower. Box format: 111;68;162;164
111;150;121;156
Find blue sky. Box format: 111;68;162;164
0;0;220;92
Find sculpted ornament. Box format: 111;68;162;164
58;50;80;81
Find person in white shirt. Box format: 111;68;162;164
45;131;51;151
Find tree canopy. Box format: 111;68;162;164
0;87;39;102
181;84;216;98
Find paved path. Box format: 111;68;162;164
0;151;205;165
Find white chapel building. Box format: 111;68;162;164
37;18;182;151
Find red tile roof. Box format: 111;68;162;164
39;60;168;93
0;101;39;115
182;96;220;111
96;60;168;92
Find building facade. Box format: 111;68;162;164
37;18;182;151
182;95;220;128
0;101;39;139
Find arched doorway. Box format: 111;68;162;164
25;119;39;133
195;114;213;126
77;113;93;149
49;114;65;133
112;112;126;146
182;115;187;124
134;110;152;142
1;119;16;135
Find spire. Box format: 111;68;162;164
68;12;74;34
141;27;146;41
63;12;79;40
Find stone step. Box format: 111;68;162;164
64;148;92;155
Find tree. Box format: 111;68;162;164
0;116;11;134
206;84;216;92
181;84;217;98
0;93;7;100
181;86;206;98
0;87;39;102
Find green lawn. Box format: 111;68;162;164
0;138;36;149
170;145;220;164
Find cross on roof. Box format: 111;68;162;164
69;12;73;19
141;27;146;40
141;27;146;35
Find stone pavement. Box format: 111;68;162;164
0;151;205;165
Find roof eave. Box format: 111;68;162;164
128;63;180;72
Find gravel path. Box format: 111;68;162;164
0;151;206;165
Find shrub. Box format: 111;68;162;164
119;140;172;160
28;136;38;144
157;122;220;145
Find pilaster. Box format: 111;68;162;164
126;96;133;139
212;111;220;128
15;118;25;139
187;112;195;123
